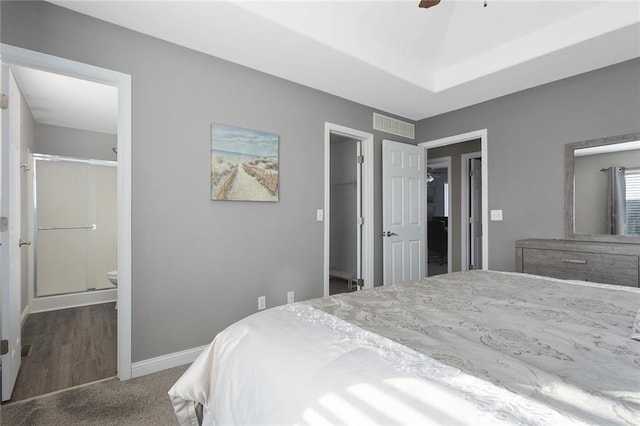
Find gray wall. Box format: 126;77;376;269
19;78;36;313
418;58;640;272
1;1;415;361
35;123;117;161
330;138;358;277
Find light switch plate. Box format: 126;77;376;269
316;209;323;221
490;209;503;221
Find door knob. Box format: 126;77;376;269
383;231;398;237
19;239;31;247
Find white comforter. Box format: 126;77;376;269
169;271;640;425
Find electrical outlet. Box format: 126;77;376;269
258;296;266;310
287;291;294;304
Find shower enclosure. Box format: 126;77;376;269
34;154;117;297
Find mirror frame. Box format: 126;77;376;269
565;131;640;243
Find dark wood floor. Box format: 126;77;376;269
5;302;117;403
329;277;357;295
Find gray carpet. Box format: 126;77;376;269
1;365;189;425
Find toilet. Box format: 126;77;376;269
107;270;118;286
107;270;118;310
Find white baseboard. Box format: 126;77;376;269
30;288;117;313
131;344;208;379
21;305;30;326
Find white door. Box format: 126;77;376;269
469;158;483;270
382;140;426;285
1;64;22;401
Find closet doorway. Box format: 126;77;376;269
329;134;360;294
324;123;374;296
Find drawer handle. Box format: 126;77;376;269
562;259;587;265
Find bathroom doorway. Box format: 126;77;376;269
2;63;119;402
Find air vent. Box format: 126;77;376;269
373;112;415;140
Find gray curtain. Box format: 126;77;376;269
606;166;626;235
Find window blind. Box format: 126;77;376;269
626;168;640;236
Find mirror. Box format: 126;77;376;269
566;132;640;242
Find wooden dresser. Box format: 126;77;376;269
515;239;640;288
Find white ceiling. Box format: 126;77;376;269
38;0;640;124
12;65;118;134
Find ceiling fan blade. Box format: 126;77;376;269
418;0;441;9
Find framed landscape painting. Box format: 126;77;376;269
211;123;279;202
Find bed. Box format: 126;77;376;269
169;270;640;425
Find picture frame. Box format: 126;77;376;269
211;123;279;202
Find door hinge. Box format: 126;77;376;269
358;216;364;226
357;155;364;164
469;217;473;224
1;339;8;355
0;93;7;110
0;217;8;232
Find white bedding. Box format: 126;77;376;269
169;271;640;425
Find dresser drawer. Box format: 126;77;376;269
516;239;640;288
522;248;639;277
523;264;639;287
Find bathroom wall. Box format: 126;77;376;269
35;123;117;161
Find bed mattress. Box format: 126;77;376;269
169;270;640;425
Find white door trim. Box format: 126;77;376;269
0;44;133;380
426;156;452;274
324;123;374;295
419;129;488;270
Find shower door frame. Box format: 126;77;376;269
1;44;133;381
32;154;118;300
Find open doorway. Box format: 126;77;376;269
420;130;488;272
1;45;132;403
426;157;451;276
324;123;374;296
329;134;360;294
4;65;118;403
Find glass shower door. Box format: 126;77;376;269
34;157;116;297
